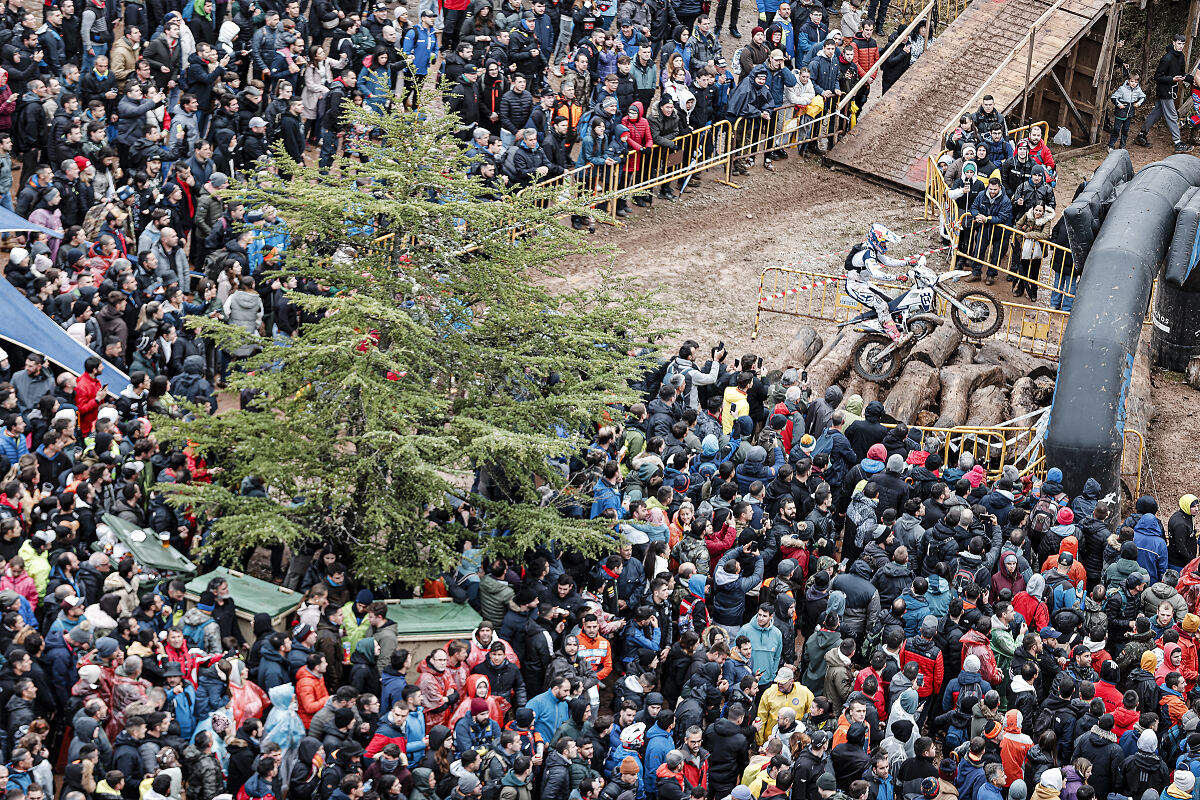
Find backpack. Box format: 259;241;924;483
1029;495;1060;534
182;620;209;648
664;360;695;403
204;247;230;280
951;563;977;594
954;678;985;714
731;46;746;77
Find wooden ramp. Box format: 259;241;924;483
827;0;1111;189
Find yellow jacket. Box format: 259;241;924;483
722;386;749;436
755;682;814;744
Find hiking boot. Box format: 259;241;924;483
658;187;677;199
729;26;742;37
763;158;774;171
1176;141;1195;153
984;276;995;285
632;196;650;207
773;149;789;160
966;273;981;283
1135;132;1151;148
616;207;629;217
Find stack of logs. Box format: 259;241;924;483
773;325;1057;428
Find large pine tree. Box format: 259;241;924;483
154;99;663;586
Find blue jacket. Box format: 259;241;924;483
402;25;438;75
737;619;783;681
453;715;500;756
969;189;1013;225
808;52;839;96
590;477;624;519
623;621;662;662
899;591;929;637
0;430;29;465
774;18;796;59
727;65;775;118
863;766;895;800
406;706;428;763
983;137;1013;167
166;682;197;739
606;743;642;781
976;781;1003;800
257;644;291;694
642;724;674;796
711;547;765;626
527;689;568;744
620;29;649;57
942;670;992;712
1134;513;1169;584
532;11;555;53
765;64;798;107
195;667;228;721
956;758;987;800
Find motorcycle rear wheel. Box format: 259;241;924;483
852;334;901;382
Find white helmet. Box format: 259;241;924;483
867;223;901;254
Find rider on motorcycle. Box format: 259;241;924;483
845;223;911;342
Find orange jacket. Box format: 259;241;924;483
1176;627;1199;689
296;666;329;727
577;631;613;681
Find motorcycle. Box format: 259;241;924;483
839;257;1005;381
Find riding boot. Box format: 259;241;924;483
883;320;902;342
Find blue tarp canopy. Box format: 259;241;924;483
0;277;129;391
0;206;63;238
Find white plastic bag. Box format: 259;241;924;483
1053;126;1073;146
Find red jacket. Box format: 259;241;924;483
621;103;653;173
852;34;879;80
76;371;104;436
705;521;736;561
900;636;944;699
960;629;1002;685
1028;139;1055;171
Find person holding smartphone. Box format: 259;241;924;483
75;355;112;437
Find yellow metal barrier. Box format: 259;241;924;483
993;301;1070;360
881;424;1045;481
950;210;1075;301
728;105;840;177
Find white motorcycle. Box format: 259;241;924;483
839;258;1005;381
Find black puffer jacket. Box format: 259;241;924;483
704;717;749;793
1071;727;1123;800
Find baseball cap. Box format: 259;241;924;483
249;116;267;129
1039;626;1063;640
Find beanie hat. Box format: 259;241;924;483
332;708;355;728
1139;730;1158;753
847;722;867;744
939;759;958;780
1100;660;1121;684
817;775;838;792
867;444;887;462
620;757;640;776
458;775;480;794
921;779;939;799
470;698;488;715
886;454;905;474
1046;467;1063;483
799;434;815;454
1184;614;1200;634
1121;541;1138;560
1010;781;1028;800
751;25;764;35
1176;771;1197;794
1057;507;1075;525
926;453;943;471
514;708;534;727
963;654;981;673
356;589;375;605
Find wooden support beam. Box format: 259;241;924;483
1049;69;1093;134
1022;27;1038;125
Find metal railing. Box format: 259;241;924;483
898;0;969;33
949;210;1075;302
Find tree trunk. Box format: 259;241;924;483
860;380;882;406
965;385;1010;427
886;362;941;423
1010;376;1042;422
910;324;963;368
972;340;1057;383
841;376;866;408
934;364;1005;428
948;342;978;366
773;326;824;369
806;333;859;394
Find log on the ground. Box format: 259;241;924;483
947;342;978;366
1188;356;1200;391
860;381;881;406
1010;376;1042;422
916;410;939;428
934;364;1005;428
964;385;1010;427
973;340;1057;383
886;362;941;423
911;324;963;368
1033;375;1057;402
806;333;859;393
773;325;824;369
840;376;866;407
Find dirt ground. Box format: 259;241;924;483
547;155;934;358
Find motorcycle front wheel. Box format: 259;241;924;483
951;290;1005;339
851;334;901;382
